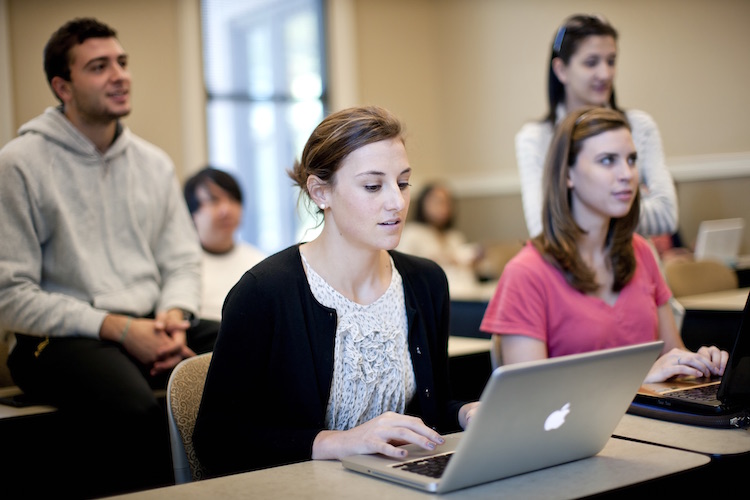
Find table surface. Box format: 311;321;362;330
450;281;497;302
0;386;56;419
676;287;749;311
613;413;750;456
448;336;491;357
0;386;166;420
108;437;708;500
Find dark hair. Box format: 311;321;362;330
533;106;639;293
288;105;404;214
44;18;117;103
414;182;455;231
546;14;619;124
184;167;244;215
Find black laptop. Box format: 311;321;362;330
629;290;750;428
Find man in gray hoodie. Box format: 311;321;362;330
0;18;216;496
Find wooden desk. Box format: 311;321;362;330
448;336;491;357
613;413;750;487
677;287;749;312
614;413;750;457
107;437;708;500
0;386;56;420
450;281;497;302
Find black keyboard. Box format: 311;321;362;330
393;453;453;478
671;384;719;403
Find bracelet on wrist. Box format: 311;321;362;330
120;317;133;344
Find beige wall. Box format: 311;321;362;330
676;177;750;249
352;0;750;175
3;0;749;251
455;177;750;254
351;0;750;252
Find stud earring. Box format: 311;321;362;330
319;204;326;210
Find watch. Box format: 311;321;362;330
181;309;200;328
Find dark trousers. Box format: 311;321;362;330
6;320;219;498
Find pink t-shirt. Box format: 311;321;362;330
480;234;671;357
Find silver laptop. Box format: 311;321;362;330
342;341;663;494
694;218;745;265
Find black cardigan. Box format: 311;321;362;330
193;245;463;476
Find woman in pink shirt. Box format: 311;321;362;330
481;107;727;384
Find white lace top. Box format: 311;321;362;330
301;254;417;431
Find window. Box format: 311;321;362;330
202;0;327;253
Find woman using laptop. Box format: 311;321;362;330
193;106;479;477
515;14;677;239
481;107;728;384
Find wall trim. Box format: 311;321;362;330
0;0;15;147
667;152;750;182
178;0;207;178
451;151;750;198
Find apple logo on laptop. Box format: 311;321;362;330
544;403;571;431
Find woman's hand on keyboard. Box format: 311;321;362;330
644;346;728;383
311;411;446;461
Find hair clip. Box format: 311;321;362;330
553;14;610;55
552;25;566;54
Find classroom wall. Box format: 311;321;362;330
3;0;749;251
351;0;750;251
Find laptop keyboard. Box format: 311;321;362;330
393;453;453;478
671;384;719;402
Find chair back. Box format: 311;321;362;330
665;259;739;298
167;352;213;483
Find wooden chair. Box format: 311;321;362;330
664;260;739;298
166;352;213;483
474;240;524;280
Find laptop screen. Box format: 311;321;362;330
694;218;744;264
717;291;750;404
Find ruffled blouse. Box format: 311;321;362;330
302;255;416;430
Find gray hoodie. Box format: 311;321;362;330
0;107;201;338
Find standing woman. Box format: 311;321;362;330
481;107;727;384
516;14;678;238
193;106;478;477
